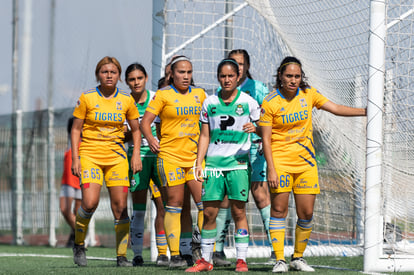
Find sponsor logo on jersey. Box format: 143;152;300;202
280;107;285;112
116;101;122;110
260;108;265;115
240;189;247;197
235;104;244;115
95;104;100;108
202;110;208;119
174;99;179;103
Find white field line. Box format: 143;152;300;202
0;253;115;261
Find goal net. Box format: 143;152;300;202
157;0;414;269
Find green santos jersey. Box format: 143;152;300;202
217;77;269;141
127;90;158;157
200;89;261;170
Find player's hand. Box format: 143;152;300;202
131;154;142;174
267;168;279;189
195;166;204;183
71;158;81;177
148;138;160;154
242;122;256;133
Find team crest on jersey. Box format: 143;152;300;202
300;98;307;108
168;170;176;181
194;95;200;103
235;104;244;116
116;101;122;110
83;170;89;179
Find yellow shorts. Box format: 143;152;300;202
156;157;195;187
80;157;129;187
149;180;161;199
270;165;319;195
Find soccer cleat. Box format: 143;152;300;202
169;255;187;268
117;256;133;267
73;244;87;267
272;260;288;273
156;254;169;266
132;255;143;266
235;259;248;272
182;254;194;266
289;257;315;272
212;251;231;267
185;258;214;272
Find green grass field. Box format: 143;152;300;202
1;244;413;274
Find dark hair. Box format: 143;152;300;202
228;49;253;79
275;56;309;91
67;117;74;135
158;76;167;89
217;58;240;79
168;55;195;86
125;63;147;81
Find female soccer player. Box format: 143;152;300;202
259;56;366;273
140;55;207;268
186;58;261;273
123;63;168;267
71;56;142;267
213;49;273;266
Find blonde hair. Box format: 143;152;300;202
95;56;122;82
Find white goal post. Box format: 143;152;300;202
151;0;414;271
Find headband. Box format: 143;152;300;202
170;56;192;66
280;61;301;69
219;58;239;68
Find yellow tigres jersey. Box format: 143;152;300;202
146;85;207;167
73;87;139;165
259;86;329;173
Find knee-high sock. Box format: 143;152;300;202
74;207;93;246
293;217;313;258
234;229;249;261
259;204;272;251
201;228;216;262
215;207;231;252
196;202;204;232
115;217;130;257
164;205;182;256
269;217;286;261
156;230;168;256
130;205;146;257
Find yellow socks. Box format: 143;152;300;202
269;217;286;261
164;205;182;256
74;207;93;246
115;218;130;257
293;217;313;258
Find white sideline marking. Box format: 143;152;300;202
0;253;115;261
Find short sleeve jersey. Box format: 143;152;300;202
127;90;157;158
200;89;261;170
146;85;207;167
73;87;139;165
218;77;269;141
61;148;80;189
259;86;329;173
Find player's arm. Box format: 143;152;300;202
128;118;142;174
195;123;210;182
140;111;160;154
260;125;279;189
320;101;366;116
71;118;83;177
123;123;132;143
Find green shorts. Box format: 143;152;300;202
127;149;161;192
201;168;251;202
